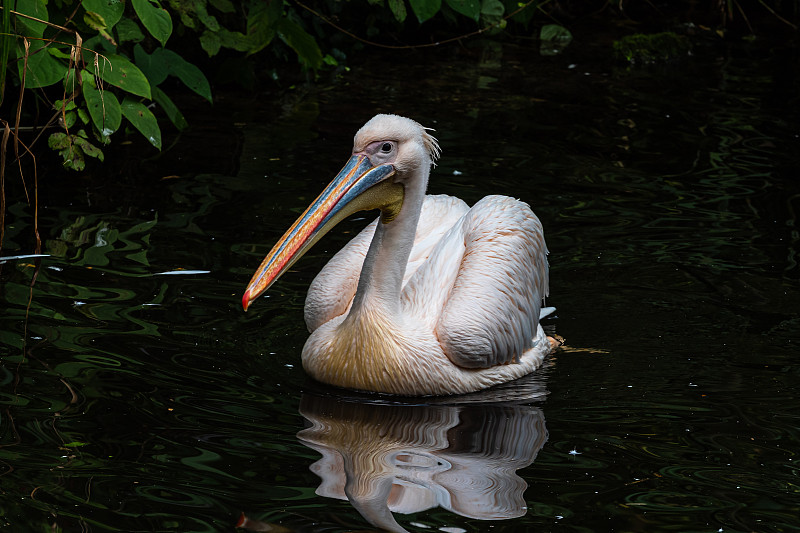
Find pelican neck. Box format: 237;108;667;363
348;167;429;321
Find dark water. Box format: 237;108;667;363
2;32;799;533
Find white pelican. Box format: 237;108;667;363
243;114;555;396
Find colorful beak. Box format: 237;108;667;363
242;155;399;311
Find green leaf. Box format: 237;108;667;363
199;30;221;56
83;11;116;45
157;49;212;102
63;110;77;129
48;47;74;59
480;0;504;19
133;46;212;101
68;156;86;171
244;0;281;55
82;0;125;28
17;40;66;88
480;0;504;33
153;86;188;130
539;24;572;56
78;108;91;124
84;10;109;31
131;0;173;47
121;97;162;149
133;44;167;85
48;133;86;170
116;19;146;42
14;0;49;38
82;70;122;139
409;0;441;22
48;132;70;149
193;0;221;31
445;0;480;21
276;18;323;70
171;65;212;102
215;28;254;52
73;137;105;160
540;23;572;43
171;1;196;29
54;99;77;112
96;54;151;98
388;0;408;22
209;0;236;13
133;44;163;85
81;34;115;56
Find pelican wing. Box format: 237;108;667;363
403;195;470;281
432;195;549;369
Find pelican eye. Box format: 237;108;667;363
380;142;393;153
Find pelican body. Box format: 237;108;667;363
243;114;554;396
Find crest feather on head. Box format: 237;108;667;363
422;126;441;166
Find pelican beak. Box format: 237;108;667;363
242;154;401;311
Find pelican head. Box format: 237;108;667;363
243;114;440;310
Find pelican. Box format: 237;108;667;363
243;114;556;396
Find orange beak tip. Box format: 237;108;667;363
242;289;251;311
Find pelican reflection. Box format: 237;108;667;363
297;380;548;533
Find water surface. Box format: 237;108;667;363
1;32;799;533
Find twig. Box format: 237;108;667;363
15;39;30;204
0;122;8;254
292;0;545;50
0;6;75;34
755;0;798;29
733;0;755;33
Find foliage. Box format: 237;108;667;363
0;0;533;174
539;23;572;56
0;0;353;172
1;0;215;170
613;32;692;65
0;0;797;179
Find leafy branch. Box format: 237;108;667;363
1;0;214;174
